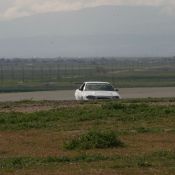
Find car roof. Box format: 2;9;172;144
84;81;110;84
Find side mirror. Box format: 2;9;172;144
114;88;119;91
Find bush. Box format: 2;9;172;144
64;130;124;150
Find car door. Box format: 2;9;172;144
75;83;85;100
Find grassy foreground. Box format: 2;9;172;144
0;98;175;175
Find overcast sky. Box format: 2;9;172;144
0;0;175;20
0;0;175;57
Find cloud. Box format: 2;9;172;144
0;0;175;20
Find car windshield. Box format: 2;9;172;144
85;83;114;91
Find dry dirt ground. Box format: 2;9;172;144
0;100;81;113
0;99;175;113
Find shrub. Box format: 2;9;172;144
64;130;124;150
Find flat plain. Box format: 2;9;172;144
0;98;175;175
0;87;175;102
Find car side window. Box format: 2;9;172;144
79;83;85;91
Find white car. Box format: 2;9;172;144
75;81;121;100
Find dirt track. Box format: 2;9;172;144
0;87;175;102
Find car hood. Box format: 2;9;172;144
83;91;120;97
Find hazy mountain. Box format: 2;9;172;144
0;5;175;57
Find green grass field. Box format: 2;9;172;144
0;98;175;174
